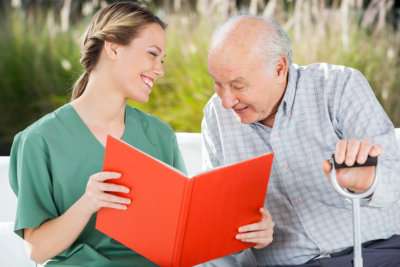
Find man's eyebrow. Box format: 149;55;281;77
208;75;247;84
230;77;247;83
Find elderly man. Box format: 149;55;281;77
201;15;400;266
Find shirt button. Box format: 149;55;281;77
296;197;302;203
287;111;292;117
283;164;288;169
273;132;279;138
310;228;317;233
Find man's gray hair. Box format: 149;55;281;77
210;15;293;74
260;18;293;73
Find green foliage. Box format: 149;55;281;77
0;10;83;154
290;17;400;125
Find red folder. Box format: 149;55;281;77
96;135;274;267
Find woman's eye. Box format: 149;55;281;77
149;51;158;57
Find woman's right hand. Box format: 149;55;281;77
82;172;131;214
23;172;131;263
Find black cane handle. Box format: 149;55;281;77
332;154;378;169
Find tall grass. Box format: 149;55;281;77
0;4;399;155
0;10;82;154
288;8;400;122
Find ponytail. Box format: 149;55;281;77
71;72;90;100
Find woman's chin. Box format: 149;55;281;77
130;95;150;104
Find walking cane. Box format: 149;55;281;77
329;155;378;267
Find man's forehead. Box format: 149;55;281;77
210;17;270;48
208;53;263;84
208;43;262;70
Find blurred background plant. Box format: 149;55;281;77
0;0;399;155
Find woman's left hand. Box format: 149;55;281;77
236;207;275;249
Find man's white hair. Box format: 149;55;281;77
210;15;293;74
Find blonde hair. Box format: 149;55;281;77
71;2;166;100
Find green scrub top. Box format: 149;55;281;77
9;104;187;267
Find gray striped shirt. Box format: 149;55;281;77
201;63;400;266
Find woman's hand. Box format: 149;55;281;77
82;171;131;214
236;207;275;249
23;172;131;263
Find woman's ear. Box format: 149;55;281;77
104;40;119;60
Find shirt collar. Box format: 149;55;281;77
281;64;299;117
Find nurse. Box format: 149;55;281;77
9;2;186;266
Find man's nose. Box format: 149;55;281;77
220;89;238;109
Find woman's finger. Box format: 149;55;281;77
99;192;131;205
98;200;128;210
91;172;122;182
98;182;130;193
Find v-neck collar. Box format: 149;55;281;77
61;103;128;150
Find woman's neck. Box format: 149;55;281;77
70;74;127;145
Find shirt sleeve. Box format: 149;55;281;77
201;97;223;170
9;131;59;238
335;69;400;207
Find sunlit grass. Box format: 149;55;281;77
290;15;400;123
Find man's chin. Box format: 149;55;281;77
234;113;256;124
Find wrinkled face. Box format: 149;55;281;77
208;44;287;127
112;23;166;103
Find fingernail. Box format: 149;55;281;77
236;235;240;239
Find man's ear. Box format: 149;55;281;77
275;56;288;84
104;40;119;60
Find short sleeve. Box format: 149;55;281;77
9;131;59;238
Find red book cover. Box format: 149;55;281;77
96;135;274;267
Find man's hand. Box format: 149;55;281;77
322;139;382;193
236;207;274;249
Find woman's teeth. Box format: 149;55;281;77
143;77;153;87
